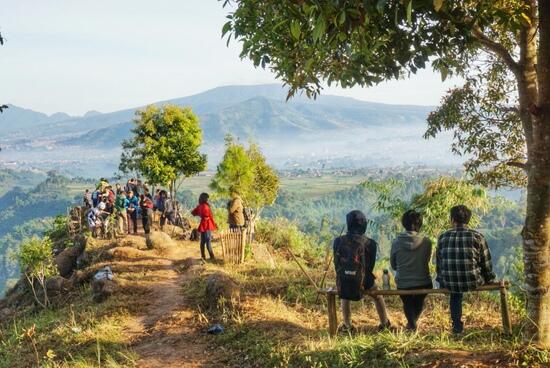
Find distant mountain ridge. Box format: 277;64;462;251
1;84;433;145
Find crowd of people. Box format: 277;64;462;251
333;205;495;334
83;178;178;238
85;179;493;334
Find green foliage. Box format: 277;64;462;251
365;177;489;240
425;57;526;187
15;236;57;308
44;215;70;244
119;104;207;189
255;217;320;258
210;137;280;215
16;236;56;279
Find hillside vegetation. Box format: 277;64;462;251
0;220;547;367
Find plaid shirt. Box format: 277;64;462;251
436;227;496;292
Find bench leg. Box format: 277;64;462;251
327;293;338;336
499;284;512;334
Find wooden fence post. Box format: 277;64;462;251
240;228;246;263
499;280;512;334
327;292;338;336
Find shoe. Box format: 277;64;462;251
452;321;464;334
338;323;356;334
377;320;392;332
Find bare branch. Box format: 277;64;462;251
506;161;529;171
472;27;520;76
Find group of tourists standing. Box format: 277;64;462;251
189;189;247;262
334;205;495;334
84;178;177;238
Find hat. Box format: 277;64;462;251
98;202;106;210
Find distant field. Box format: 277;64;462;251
66;174;366;200
183;174;366;199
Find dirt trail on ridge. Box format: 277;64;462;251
118;237;216;368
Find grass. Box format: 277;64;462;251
183;251;550;368
0;286;138;368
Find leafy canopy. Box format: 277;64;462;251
365;177;489;239
221;0;531;186
210;136;280;214
119;105;207;187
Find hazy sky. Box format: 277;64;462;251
0;0;459;115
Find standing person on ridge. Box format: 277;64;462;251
126;190;139;234
333;210;391;333
114;191;129;236
191;192;217;261
140;194;154;234
390;209;433;331
227;189;245;230
436;205;496;334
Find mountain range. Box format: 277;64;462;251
0;84;455;176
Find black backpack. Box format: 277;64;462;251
334;234;370;301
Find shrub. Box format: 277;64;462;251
255;217;321;258
16;236;57;308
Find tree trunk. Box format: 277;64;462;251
521;0;550;347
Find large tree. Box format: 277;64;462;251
221;0;550;345
210;136;280;220
119;104;207;198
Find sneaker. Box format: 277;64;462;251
452;321;464;334
338;323;356;334
377;320;392;332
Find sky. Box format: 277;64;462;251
0;0;460;116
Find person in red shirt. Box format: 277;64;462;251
191;192;217;261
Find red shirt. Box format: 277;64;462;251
191;203;217;233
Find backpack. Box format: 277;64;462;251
334;234;370;301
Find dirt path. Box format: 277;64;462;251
119;237;215;368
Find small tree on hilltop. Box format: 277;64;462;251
119;104;207;198
15;236;57;309
210;136;280;222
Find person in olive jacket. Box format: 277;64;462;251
390;210;433;331
227;190;245;229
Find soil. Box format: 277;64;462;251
114;234;217;367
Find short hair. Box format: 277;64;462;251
401;210;423;232
199;192;209;204
450;205;472;225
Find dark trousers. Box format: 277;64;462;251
200;230;215;260
398;283;432;330
450;293;464;333
142;215;150;234
127;211;138;234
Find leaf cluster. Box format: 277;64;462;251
210;136;280;213
119;105;207;186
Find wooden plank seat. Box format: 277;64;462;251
318;281;511;336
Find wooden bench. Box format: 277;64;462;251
319;281;512;336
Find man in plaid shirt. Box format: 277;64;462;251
436;205;496;333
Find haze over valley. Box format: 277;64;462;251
0;84;457;177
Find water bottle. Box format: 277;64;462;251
382;269;391;290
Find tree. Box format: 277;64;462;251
15;236;56;309
119;105;207;198
221;0;550;345
366;177;488;240
210;136;280;219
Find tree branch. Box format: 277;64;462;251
506;160;529;171
472;27;520;76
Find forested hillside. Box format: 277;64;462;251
0;172;78;294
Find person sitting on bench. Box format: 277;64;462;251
436;205;496;334
333;210;391;333
390;209;433;331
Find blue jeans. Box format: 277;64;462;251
450;293;464;333
200;230;215;260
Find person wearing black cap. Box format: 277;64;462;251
333;210;391;332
